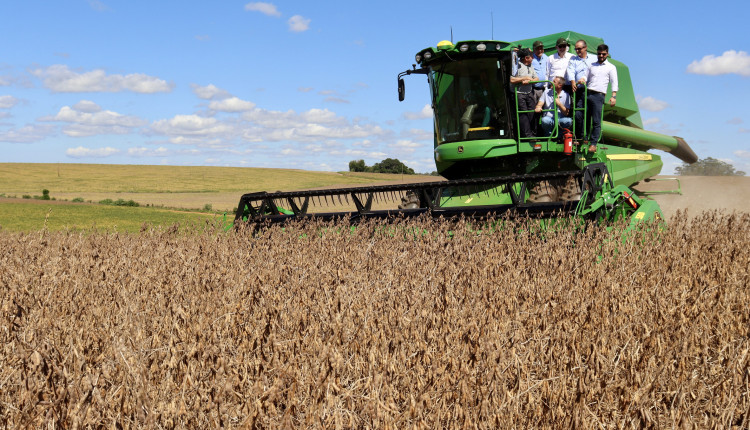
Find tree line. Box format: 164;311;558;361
348;158;416;175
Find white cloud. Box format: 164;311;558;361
324;97;350;104
298;87;313;93
128;146;171;157
643;117;661;126
388;139;423;154
401;128;433;141
739;128;750;133
403;104;433;120
66;146;120;158
734;150;750;159
299;108;346;125
280;148;304;156
244;2;281;17
31;65;173;93
0;95;19;109
288;15;310;32
209;97;256;112
636;96;670;112
686;50;750;77
192;84;231;100
727;117;743;125
329;148;388;159
151;114;234;140
0;124;56;143
72;100;102;113
43;103;146;137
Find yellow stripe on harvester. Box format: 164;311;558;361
606;154;653;161
468;127;495;131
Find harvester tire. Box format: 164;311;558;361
399;191;421;209
557;176;582;201
527;181;558;203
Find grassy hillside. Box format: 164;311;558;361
0;163;431;212
0;163;435;232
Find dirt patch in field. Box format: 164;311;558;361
632;176;750;219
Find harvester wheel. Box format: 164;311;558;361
557;176;582;201
398;191;421;209
527;181;558;203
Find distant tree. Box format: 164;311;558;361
370;158;415;175
675;157;745;176
348;159;367;172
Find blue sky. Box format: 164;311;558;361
1;0;748;174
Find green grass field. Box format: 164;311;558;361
0;163;433;232
0;200;223;233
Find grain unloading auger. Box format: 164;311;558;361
234;31;697;228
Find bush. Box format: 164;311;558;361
676;157;746;176
41;189;50;200
99;198;140;207
371;158;415;175
22;195;31;199
72;197;85;203
203;203;213;212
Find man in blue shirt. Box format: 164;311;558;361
530;41;549;135
566;40;596;141
531;41;549;101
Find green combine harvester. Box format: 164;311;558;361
234;31;697;227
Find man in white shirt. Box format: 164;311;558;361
566;40;596;140
585;44;618;153
534;77;572;137
547;38;573;83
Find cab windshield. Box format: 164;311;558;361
429;57;511;144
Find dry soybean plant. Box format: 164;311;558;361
1;212;749;428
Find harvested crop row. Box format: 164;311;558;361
1;212;749;428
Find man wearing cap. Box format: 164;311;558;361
547;38;573;82
566;39;596;140
510;48;538;141
585;44;618;153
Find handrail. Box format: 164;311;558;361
570;83;588;140
513;80;558;144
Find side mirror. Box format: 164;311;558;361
398;78;405;102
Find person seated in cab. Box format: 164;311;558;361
534;76;572;137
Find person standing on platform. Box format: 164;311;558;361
510;49;539;142
547;38;573;84
585;44;618;153
567;39;596;141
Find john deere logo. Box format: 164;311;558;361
457;146;464;153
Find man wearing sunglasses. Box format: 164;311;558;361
566;40;596;141
585;44;618;153
547;38;573;84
